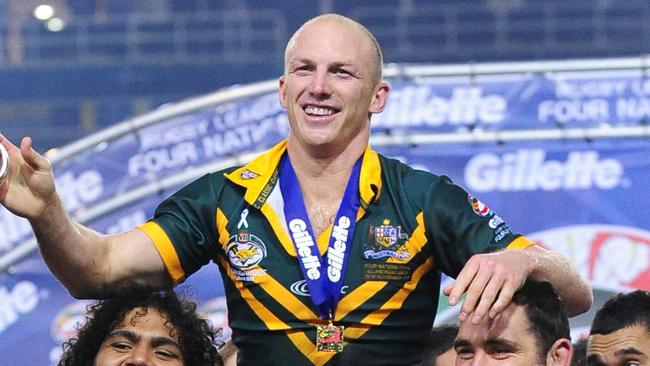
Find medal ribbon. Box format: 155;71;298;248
279;153;362;320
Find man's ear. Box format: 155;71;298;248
368;81;390;114
278;76;287;108
546;338;573;366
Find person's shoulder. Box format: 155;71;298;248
377;153;444;183
213;164;241;178
376;154;469;206
179;164;242;193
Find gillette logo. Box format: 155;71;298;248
465;149;624;192
0;281;41;333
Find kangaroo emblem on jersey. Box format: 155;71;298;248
226;234;266;270
226;208;268;281
230;238;260;267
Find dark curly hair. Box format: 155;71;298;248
58;285;222;366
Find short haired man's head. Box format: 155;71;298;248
58;286;221;366
570;338;587;366
421;324;459;366
279;13;390;154
587;290;650;366
454;280;572;366
284;13;383;85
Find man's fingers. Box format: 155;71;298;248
488;280;520;319
442;283;453;297
447;259;479;306
20;137;50;171
20;137;35;163
470;276;505;324
460;269;492;322
0;133;21;155
1;134;25;185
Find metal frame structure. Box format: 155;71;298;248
2;56;650;271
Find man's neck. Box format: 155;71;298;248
286;138;365;201
286;138;367;236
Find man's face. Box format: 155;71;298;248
454;304;546;366
587;324;650;366
435;347;457;366
94;307;184;366
279;18;388;154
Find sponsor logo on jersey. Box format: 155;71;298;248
468;194;491;216
240;169;259;180
289;280;349;297
465;149;624;192
494;224;512;242
489;214;505;229
467;195;510;241
238;230;249;243
363;219;410;261
290;279;311;297
529;224;650;291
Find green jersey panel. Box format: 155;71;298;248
140;140;528;366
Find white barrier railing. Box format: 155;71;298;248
2;56;650;272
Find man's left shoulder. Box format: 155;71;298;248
377;153;442;182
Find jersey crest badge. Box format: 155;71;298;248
226;210;268;281
363;219;410;261
226;230;267;270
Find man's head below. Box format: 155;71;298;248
587;290;650;366
421;324;459;366
570;338;588;366
59;285;222;366
454;280;572;366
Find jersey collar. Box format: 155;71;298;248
225;140;382;208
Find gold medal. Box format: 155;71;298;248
316;321;344;352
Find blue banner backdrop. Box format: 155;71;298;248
1;69;649;364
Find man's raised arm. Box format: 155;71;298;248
0;134;170;298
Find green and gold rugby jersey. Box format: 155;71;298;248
139;140;532;366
